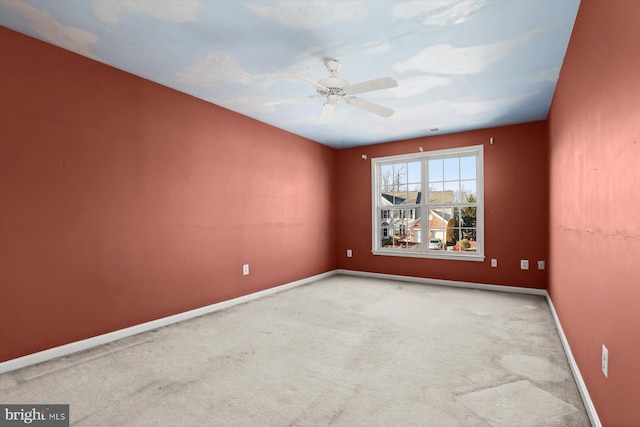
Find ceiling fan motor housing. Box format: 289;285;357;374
317;76;349;97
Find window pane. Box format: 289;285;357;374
461;180;477;201
380;230;396;248
444;157;459;181
384;209;422;250
444;181;460;202
451;228;476;252
380;164;393;192
408;161;421;184
397;190;421;205
427;209;446;249
451;229;476;252
443;207;460;247
393;187;409;204
427;207;451;248
394;163;407;186
428;183;444;203
460;156;476;180
429;159;443;182
413;225;423;245
461;228;477;243
460;205;477;228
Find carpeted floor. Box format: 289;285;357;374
0;275;590;426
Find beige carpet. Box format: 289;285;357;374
0;275;590;426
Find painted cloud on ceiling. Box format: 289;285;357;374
392;0;487;26
93;0;202;24
245;0;366;29
0;0;580;147
2;0;99;59
394;29;545;75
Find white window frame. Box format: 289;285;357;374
371;145;484;261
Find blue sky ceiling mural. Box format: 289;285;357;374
0;0;580;148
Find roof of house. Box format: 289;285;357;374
381;190;453;206
431;210;453;222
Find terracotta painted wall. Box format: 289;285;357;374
336;121;549;289
0;27;336;363
547;0;640;425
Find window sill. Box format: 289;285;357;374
371;249;485;262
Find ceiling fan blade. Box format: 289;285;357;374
346;96;394;117
346;77;398;95
287;74;329;93
264;95;321;106
318;101;336;125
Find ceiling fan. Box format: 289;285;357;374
265;59;398;124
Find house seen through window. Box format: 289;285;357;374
371;145;484;260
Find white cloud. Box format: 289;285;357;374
216;95;284;115
1;0;99;59
245;0;366;29
511;67;560;84
377;93;531;123
92;0;201;24
282;111;331;126
450;92;533;115
392;0;486;26
393;101;450;121
378;75;451;98
387;92;533;125
360;40;391;55
175;49;349;91
176;51;252;86
296;43;330;59
394;29;544;75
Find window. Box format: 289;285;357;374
371;145;484;260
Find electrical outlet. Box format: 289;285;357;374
520;260;529;270
242;264;249;276
346;249;352;257
538;260;545;270
602;344;608;378
491;259;497;267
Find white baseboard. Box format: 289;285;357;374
336;269;548;296
0;270;336;375
546;296;601;427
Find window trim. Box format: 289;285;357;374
371;145;484;261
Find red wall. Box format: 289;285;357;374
335;122;549;289
0;27;336;363
547;0;640;425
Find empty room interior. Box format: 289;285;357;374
1;0;638;426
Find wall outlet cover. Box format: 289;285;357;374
520;260;529;270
